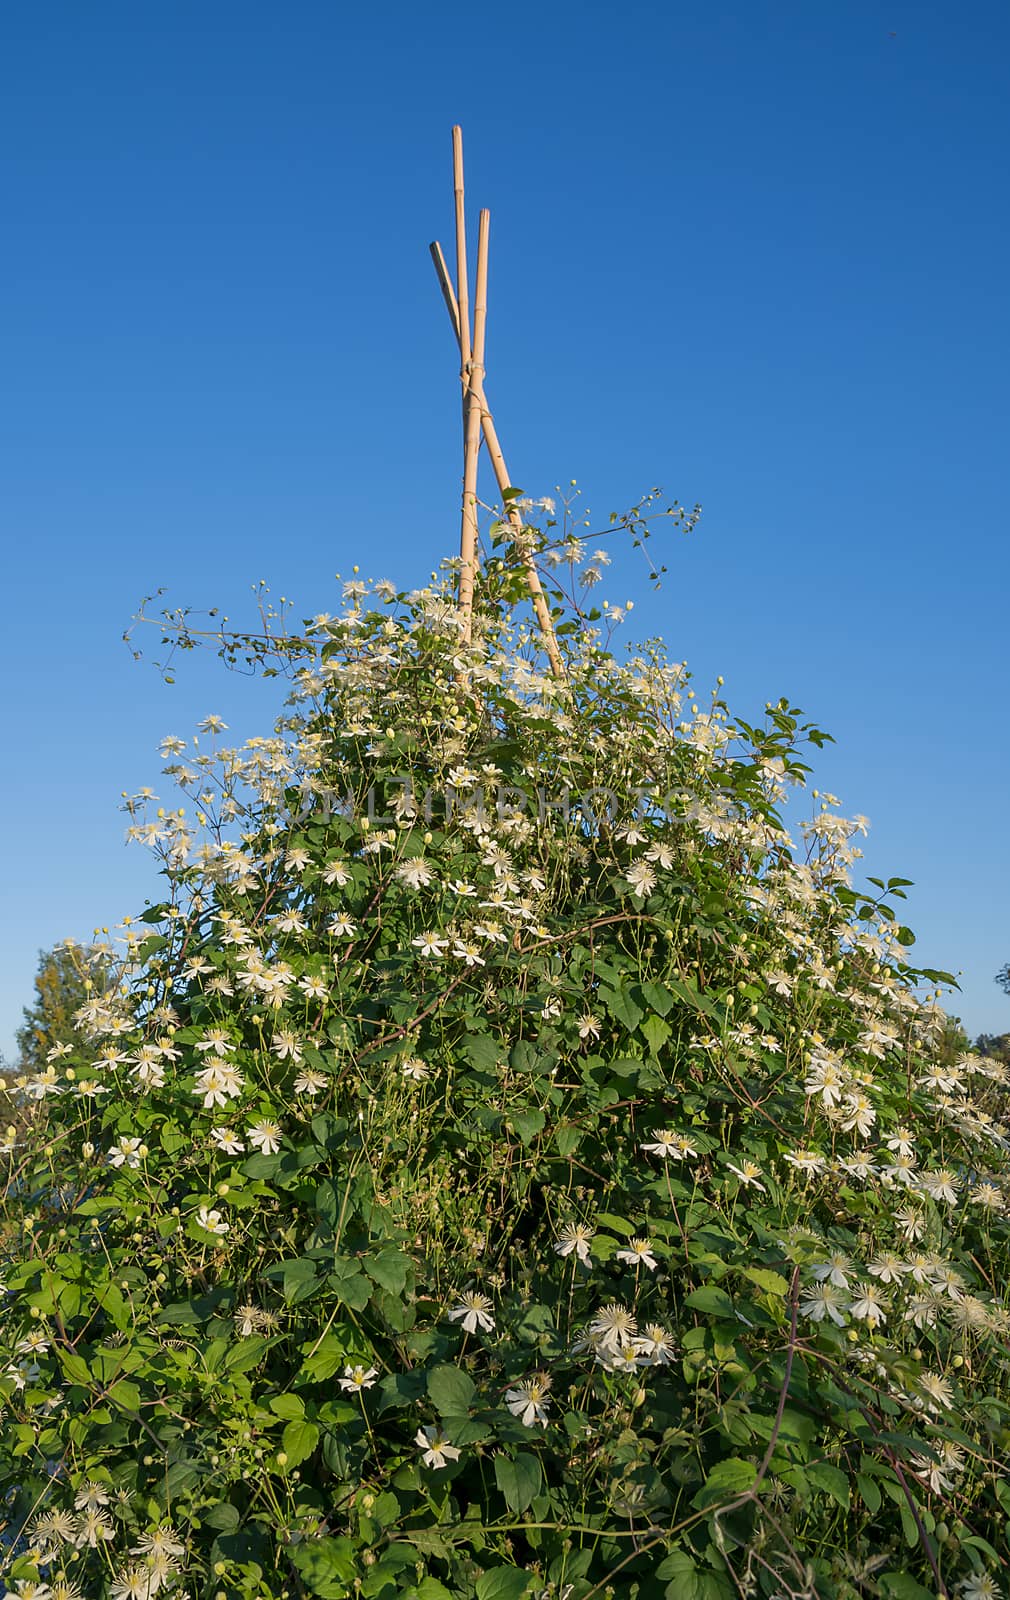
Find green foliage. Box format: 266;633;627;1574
2;557;1009;1600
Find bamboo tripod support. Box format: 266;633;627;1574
433;127;564;680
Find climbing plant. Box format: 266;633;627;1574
3;533;1009;1600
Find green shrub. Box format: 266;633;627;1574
3;553;1008;1600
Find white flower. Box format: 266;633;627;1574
272;1030;303;1062
415;1425;461;1469
644;843;674;869
16;1329;51;1357
504;1373;551;1427
725;1159;766;1191
323;860;352;886
918;1167;960;1206
74;1509;114;1548
839;1091;876;1139
211;1127;245;1155
299;973;329;1000
74;1480;111;1511
804;1052;845;1108
412;931;448;958
448;1292;496;1334
885;1125;916;1158
132;1525;185;1560
849;1284;888;1327
451;941;486;967
400;1057;429;1082
917;1372;955;1414
329;913;357;937
339;1364;379;1392
799;1283;849;1326
589;1303;638;1353
193;1062;245;1108
633;1323;676;1365
194;1028;235;1056
108;1137;145;1170
837;1154;878;1181
197;1206;229;1237
294;1068;328;1097
883;1151;919;1186
894;1207;926;1241
395;858;435;889
867;1253;908;1284
247;1119;283;1155
616;1237;658;1271
810;1252;852;1289
578;1014;602;1040
555;1222;595;1264
958;1573;1000;1600
783;1149;827;1176
109;1566;160;1600
640;1130;697;1160
911;1439;964;1495
624;861;656;897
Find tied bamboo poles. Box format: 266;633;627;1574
433;127;564;680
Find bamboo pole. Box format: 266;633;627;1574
429;238;564;678
453;128;480;648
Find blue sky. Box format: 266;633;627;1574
2;0;1008;1057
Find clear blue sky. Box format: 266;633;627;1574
2;0;1008;1058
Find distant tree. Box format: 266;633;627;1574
14;941;111;1073
937;1014;970;1064
975;1031;1010;1067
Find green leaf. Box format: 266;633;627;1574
806;1462;850;1509
329;1256;370;1310
494;1451;542;1512
225;1336;270;1373
377;1370;427;1412
56;1350;93;1388
879;1577;936;1600
427;1365;475;1418
656;1551;705;1600
554;1122;580;1157
510;1108;546;1145
204;1502;241;1533
363;1246;410;1296
741;1266;789;1296
600;982;644;1031
596;1211;635;1236
475;1570;531;1600
684;1285;736;1320
692;1457;755;1509
282;1418;320;1468
290;1535;358;1597
855;1472;881;1513
641;1014;671;1054
509;1040;542;1074
464;1033;501;1070
300;1333;346;1383
107;1379;142;1412
639;980;677;1017
269;1393;305;1421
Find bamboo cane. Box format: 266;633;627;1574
452;128;480;649
429;238;564;678
457;209;489;648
